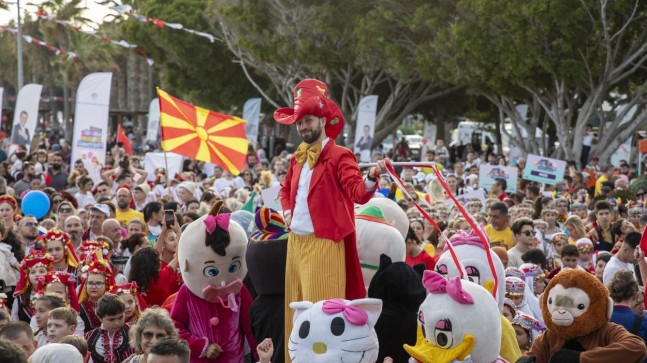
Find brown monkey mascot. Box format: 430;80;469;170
517;269;647;363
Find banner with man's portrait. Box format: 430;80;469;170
11;84;43;153
353;95;378;163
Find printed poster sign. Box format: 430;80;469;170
522;154;566;185
478;165;518;193
71;73;112;183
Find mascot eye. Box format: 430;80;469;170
577;303;585;310
203;266;220;278
548;297;553;305
228;261;242;274
434;319;453;348
299;320;310;339
436;264;448;275
465;266;480;285
331;317;345;336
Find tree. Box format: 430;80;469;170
113;0;261;112
413;0;647;166
212;0;462;148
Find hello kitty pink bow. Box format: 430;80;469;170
422;270;474;305
204;214;230;234
322;299;368;326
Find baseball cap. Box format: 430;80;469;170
90;203;110;217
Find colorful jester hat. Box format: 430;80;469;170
356;205;406;289
109;282;148;318
14;250;54;296
78;259;115;303
44;229;79;268
273;79;344;140
404;270;502;363
250;206;289;242
36;271;80;312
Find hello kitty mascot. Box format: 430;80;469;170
404;270;506;363
171;201;257;362
288;298;382;363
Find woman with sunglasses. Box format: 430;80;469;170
508;218;537;268
56;201;76;231
123;307;178;363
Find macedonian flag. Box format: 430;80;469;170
158;88;248;174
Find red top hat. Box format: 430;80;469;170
274;79;344;140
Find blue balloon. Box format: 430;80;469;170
21;190;51;220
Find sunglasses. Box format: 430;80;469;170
59;207;73;213
522;230;536;237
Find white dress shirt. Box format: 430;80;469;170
289;139;376;235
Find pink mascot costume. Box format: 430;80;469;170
171;201;257;362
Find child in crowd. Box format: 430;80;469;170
595;252;612;282
33;294;67;347
108;282;147;325
505;277;532;317
503;298;517;322
575;238;595;273
85;293;134;363
44;229;79;274
79;260;115;333
47;307;78;343
560;244;580;270
511;313;543;353
59;334;90;361
11;250;54;323
36;271;85;335
545;233;567;272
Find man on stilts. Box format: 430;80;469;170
275;79;386;361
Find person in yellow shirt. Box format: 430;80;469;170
115;187;144;225
485;202;514;249
594;164;614;196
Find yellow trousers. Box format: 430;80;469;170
284;233;346;362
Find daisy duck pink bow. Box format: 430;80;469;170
422;270;474;305
322;298;369;326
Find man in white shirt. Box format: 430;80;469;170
508;218;536;268
603;232;642;285
275;79;386;360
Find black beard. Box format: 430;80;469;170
300;125;323;144
51;164;61;171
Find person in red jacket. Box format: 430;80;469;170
275;79;387;359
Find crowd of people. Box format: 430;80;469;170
0;109;644;363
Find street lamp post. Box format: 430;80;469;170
16;0;24;90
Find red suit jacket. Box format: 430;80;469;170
280;140;374;300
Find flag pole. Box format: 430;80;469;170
163;149;171;199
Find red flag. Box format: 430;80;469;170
118;124;132;155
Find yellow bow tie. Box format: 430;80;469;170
294;141;323;169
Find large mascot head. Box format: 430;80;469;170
178;201;248;305
356;198;409;239
404;270;502;363
435;229;505;312
356;206;406;289
288;298;382;363
540;269;612;340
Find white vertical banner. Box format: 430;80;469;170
242;98;261;144
71;73;113;183
353;95;378;162
146;98;160;143
11;84;43;152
